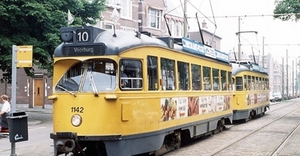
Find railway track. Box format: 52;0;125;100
164;99;300;156
211;101;300;155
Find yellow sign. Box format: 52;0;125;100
17;45;33;67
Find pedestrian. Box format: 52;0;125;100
0;94;11;132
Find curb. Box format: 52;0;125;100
28;120;42;126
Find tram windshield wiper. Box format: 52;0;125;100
89;71;99;97
57;84;76;97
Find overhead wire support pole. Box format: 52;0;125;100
235;19;258;62
11;45;17;156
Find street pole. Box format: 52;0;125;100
286;50;289;99
183;0;188;37
237;16;241;61
11;45;17;156
292;60;294;97
262;37;264;67
282;57;284;98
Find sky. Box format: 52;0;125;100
169;0;300;62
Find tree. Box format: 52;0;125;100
0;0;106;83
273;0;300;21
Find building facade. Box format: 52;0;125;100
8;0;290;107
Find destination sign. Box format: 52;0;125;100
182;37;230;63
62;44;106;56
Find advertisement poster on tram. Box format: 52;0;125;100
161;95;232;122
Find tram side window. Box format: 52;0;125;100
262;78;264;90
255;77;259;90
259;77;262;90
244;75;247;90
236;77;243;91
161;58;175;90
221;70;227;91
178;61;189;90
192;64;201;90
248;75;252;90
203;66;211;90
251;76;255;90
228;72;233;91
119;59;143;90
266;78;269;90
213;68;219;91
147;56;158;91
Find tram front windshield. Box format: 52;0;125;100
55;59;117;92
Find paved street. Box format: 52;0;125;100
2;100;300;156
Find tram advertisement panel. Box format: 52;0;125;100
246;93;268;105
160;95;231;122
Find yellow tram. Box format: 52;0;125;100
231;62;270;122
49;26;234;156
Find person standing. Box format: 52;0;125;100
0;94;11;131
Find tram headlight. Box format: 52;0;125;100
71;114;82;127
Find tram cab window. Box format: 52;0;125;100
236;77;243;91
119;59;143;90
161;58;175;90
203;66;211;90
55;59;117;93
192;64;201;90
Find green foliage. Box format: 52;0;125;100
0;0;106;83
273;0;300;21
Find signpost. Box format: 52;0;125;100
10;45;32;156
16;45;33;67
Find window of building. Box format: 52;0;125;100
165;19;169;35
104;23;114;29
176;21;183;37
171;20;175;35
106;0;121;6
120;0;132;19
148;8;161;29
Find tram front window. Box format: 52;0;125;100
55;59;117;93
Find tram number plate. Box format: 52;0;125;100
76;29;90;42
71;107;84;113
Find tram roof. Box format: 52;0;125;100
54;26;230;63
231;62;268;76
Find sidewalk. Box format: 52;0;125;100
15;104;53;126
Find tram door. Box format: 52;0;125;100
34;78;44;106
